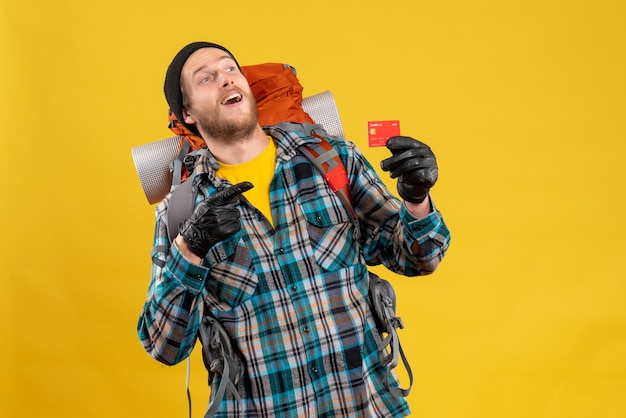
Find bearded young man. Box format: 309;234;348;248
138;41;450;417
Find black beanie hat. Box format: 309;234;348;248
163;42;240;132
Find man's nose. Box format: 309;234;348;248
219;72;234;88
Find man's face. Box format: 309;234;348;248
180;48;258;142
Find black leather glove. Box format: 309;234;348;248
380;136;438;204
178;181;254;257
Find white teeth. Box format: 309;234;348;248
222;93;242;105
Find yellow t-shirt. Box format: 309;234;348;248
217;138;277;225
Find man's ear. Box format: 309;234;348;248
182;107;196;125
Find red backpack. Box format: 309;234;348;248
243;63;316;126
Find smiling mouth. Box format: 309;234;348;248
221;93;243;105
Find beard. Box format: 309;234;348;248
195;100;259;143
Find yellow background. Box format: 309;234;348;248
1;0;625;417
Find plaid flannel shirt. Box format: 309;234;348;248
138;126;450;417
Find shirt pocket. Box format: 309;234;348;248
204;235;259;309
299;188;359;272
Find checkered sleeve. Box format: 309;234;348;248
336;137;450;276
136;203;207;366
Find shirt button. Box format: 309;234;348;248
291;285;297;292
278;248;284;254
311;366;318;374
303;325;310;333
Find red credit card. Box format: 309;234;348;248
368;120;400;147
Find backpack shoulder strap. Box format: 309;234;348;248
165;148;217;243
166;174;195;242
298;134;356;221
369;272;414;397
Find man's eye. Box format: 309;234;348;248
200;76;212;83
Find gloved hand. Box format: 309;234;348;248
178;181;254;257
380;136;438;204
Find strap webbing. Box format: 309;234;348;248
166;176;195;242
299;135;356;222
172;141;191;187
186;358;192;418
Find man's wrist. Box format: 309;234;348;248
404;195;432;220
174;235;203;265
